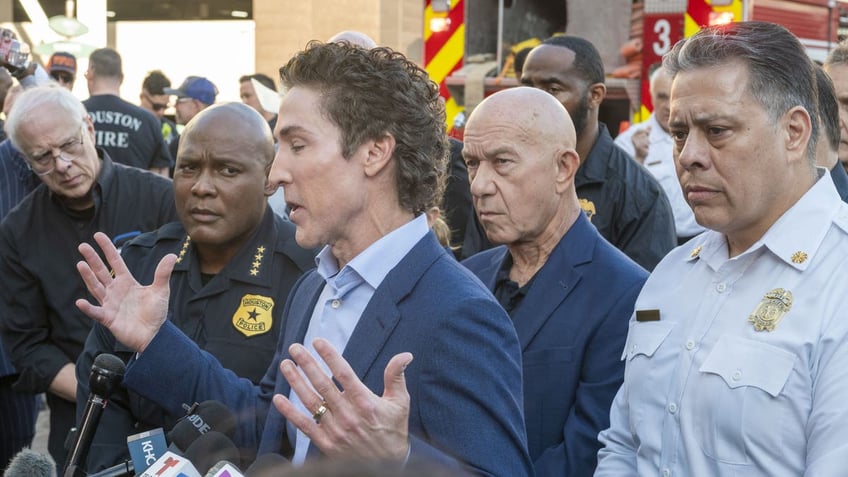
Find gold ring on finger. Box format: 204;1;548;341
312;401;329;424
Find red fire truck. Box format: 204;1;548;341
425;0;848;137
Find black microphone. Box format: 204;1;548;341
64;353;126;477
168;400;237;452
88;400;237;477
86;460;132;477
183;431;240;475
4;449;57;477
244;453;290;477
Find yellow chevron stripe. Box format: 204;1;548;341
424;4;435;41
684;13;700;37
426;23;465;84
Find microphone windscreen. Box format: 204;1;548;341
167;401;237;452
243;453;290;477
90;353;126;396
183;431;240;475
203;460;242;477
92;352;126;375
4;449;57;477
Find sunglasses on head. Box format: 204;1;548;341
51;72;73;84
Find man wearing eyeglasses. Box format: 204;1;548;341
83;48;173;177
0;84;177;467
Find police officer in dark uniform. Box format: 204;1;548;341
520;35;677;270
76;102;317;470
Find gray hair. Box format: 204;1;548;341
5;84;89;153
664;21;819;163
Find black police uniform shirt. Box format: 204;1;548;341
76;208;317;471
575;123;676;271
83;94;173;171
0;151;177;395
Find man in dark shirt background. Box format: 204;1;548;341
83;48;172;176
0;85;177;466
520;35;676;270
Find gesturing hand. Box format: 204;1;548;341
272;338;413;461
75;232;176;353
631;126;651;164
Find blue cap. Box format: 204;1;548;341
164;76;218;105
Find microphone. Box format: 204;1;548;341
204;460;243;477
183;431;240;476
63;353;126;477
168;401;237;452
127;427;168;473
137;451;200;477
4;449;57;477
88;400;237;477
243;454;290;477
85;460;132;477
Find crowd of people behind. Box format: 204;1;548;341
1;20;848;477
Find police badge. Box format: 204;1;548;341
233;294;275;337
579;198;596;221
748;288;793;332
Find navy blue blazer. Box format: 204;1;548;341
124;231;533;476
463;213;648;477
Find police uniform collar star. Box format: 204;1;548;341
175;236;191;264
249;245;266;276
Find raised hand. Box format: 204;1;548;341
631;126;651;164
272;338;413;461
75;232;176;353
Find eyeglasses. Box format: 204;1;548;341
142;91;169;112
26;128;86;176
50;72;74;84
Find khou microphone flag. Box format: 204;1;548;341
128;427;168;474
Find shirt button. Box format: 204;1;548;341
331;299;341;309
685;340;695;350
667;403;678;414
662;468;671;477
732;370;742;381
716;283;727;293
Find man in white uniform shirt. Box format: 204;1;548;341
595;21;848;476
615;65;703;243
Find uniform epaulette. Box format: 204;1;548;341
124;222;182;249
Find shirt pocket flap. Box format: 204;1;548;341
699;335;795;398
622;321;675;361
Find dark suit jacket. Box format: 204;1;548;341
124;232;533;476
463;213;648;477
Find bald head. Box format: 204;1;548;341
181;102;275;165
327;31;377;49
467;86;576;150
463;87;581;248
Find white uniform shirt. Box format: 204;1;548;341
596;171;848;477
615;114;704;238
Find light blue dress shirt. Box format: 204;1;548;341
288;214;429;464
596;171;848;476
